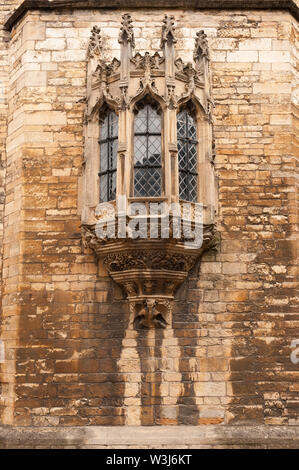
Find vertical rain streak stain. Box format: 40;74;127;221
117;303;142;425
136;327;164;425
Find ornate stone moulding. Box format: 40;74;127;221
82;14;218;328
85;14;212;120
82;221;216;329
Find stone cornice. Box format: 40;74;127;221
4;0;299;31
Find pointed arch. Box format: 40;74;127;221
130;85;166;115
177;94;206;121
89;94;119;122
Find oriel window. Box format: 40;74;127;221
134;103;162;197
177;108;198;202
99;108;118;202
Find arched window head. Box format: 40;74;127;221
134;98;162;197
99;107;118;202
177;104;198;202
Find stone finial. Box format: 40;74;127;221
194;30;209;62
88;26;102;58
118;13;135;48
160;14;177;49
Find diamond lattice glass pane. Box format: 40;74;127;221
100;114;108;140
111;140;118;169
178;139;187;169
109;111;118;138
179;172;188;200
100;174;108;202
188;143;197;172
135;107;147;133
148;106;161;133
188;114;197;141
148;135;161;164
189;174;198;202
177;111;186;138
134;168;148;197
100;142;108;171
147;168;161;197
134;135;147;165
109;172;117;201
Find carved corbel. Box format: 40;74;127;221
82;220;216;329
132;299;170;329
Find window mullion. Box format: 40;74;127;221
146;106;149;195
186;113;190;201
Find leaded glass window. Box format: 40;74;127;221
134;104;162;197
99;109;118;202
177;109;198;202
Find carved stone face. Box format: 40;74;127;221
146;299;155;309
133;299;169;329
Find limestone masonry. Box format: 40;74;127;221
0;0;298;448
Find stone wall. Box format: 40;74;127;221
0;0;25;423
0;3;298;437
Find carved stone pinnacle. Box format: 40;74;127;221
88;25;102;58
118;13;135;48
160;14;177;49
194;29;209;62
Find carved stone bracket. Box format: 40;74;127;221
131;298;172;329
82;221;216;329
